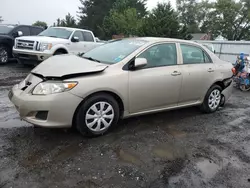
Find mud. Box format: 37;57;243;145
1;63;250;187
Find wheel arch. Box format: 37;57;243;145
53;48;68;55
72;90;125;127
212;80;225;90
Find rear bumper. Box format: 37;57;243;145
222;81;233;102
13;48;52;62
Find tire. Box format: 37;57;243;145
54;51;64;56
76;93;120;137
220;94;226;107
0;45;10;64
239;84;250;92
201;85;222;113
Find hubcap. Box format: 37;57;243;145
208;89;221;110
85;102;114;132
0;49;8;63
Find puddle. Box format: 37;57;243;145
153;142;186;160
20;149;47;167
228;116;248;126
116;149;142;165
51;144;81;162
164;127;186;138
196;159;221;179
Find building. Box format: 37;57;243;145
191;33;212;40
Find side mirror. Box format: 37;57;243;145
134;58;147;69
17;31;23;37
72;36;79;42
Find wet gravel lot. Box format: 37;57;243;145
1;63;250;188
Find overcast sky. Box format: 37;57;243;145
1;0;176;26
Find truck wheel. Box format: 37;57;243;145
0;46;10;64
76;93;120;137
201;85;222;113
54;51;64;56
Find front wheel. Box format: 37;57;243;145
201;85;222;113
76;93;120;137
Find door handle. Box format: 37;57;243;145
208;68;214;72
171;71;181;76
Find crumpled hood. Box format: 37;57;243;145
16;36;69;43
31;54;108;78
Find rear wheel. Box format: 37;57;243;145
239;84;250;91
76;93;120;137
0;46;10;64
201;85;222;113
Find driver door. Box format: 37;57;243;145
129;43;182;114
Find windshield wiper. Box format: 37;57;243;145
83;56;100;63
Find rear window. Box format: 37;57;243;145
83;31;94;42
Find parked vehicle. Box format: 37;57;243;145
9;38;233;137
0;24;44;64
13;27;104;65
232;54;250;91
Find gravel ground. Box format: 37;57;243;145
1;63;250;188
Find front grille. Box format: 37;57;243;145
16;40;38;50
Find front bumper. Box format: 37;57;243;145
9;85;82;128
13;48;52;62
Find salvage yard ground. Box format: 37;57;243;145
1;63;250;188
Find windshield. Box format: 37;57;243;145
0;25;14;34
82;39;147;64
38;27;73;39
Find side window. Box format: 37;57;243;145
180;44;212;64
83;31;94;42
30;27;43;35
138;43;177;68
72;31;84;41
16;26;31;36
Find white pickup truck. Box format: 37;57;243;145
13;27;104;65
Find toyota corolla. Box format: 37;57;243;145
9;38;233;136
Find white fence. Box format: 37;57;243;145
195;40;250;63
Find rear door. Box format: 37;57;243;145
82;31;100;52
178;43;216;105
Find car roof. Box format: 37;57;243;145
51;27;92;32
121;37;199;45
0;24;43;29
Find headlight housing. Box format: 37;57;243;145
32;81;77;95
39;43;53;51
